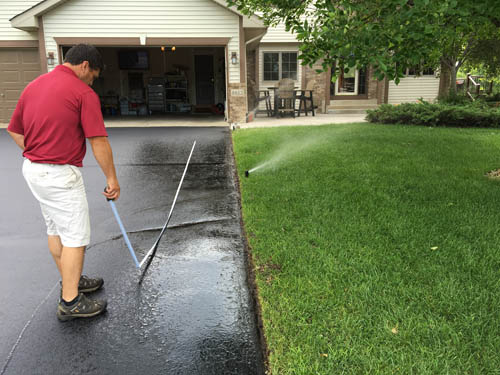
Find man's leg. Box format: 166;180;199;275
60;246;85;302
48;235;63;275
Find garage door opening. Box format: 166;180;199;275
61;46;227;122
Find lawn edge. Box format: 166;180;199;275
229;130;270;375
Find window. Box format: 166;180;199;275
422;67;435;75
407;66;419;76
263;52;298;81
404;65;435;76
263;53;279;81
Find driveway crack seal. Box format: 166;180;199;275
229;131;270;374
86;218;233;251
1;281;59;375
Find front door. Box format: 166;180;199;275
195;55;215;105
335;67;359;95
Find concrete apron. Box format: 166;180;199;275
0;127;264;375
0;113;366;130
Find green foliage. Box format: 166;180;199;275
227;0;500;83
366;102;500;127
438;92;472;106
462;36;500;80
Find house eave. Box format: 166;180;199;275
10;0;72;30
10;0;265;30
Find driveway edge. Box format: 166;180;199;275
228;130;270;375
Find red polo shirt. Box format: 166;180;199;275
7;65;107;167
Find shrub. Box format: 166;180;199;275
438;91;471;106
366;102;500;128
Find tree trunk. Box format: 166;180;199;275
449;64;458;94
438;61;451;98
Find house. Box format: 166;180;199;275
0;0;441;125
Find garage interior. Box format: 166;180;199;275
61;46;227;120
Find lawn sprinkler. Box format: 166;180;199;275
245;170;249;178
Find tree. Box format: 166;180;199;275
462;37;500;81
228;0;500;93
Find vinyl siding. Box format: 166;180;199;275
41;0;241;82
388;75;440;104
0;1;40;40
260;22;298;43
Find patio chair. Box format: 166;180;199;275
256;89;273;117
295;80;316;117
277;78;296;118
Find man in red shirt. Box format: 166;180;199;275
7;44;120;321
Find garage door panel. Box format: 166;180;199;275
0;52;20;64
22;52;39;64
5;89;22;101
24;70;40;82
0;49;41;124
2;71;21;83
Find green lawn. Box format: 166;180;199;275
233;123;500;375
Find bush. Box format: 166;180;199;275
485;92;500;102
438;92;471;106
366;102;500;128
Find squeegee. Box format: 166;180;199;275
106;141;196;270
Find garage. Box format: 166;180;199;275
0;48;41;124
60;45;227;120
6;0;267;124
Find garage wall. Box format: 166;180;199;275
0;0;39;40
388;75;440;104
41;0;241;82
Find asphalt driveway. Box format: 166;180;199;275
0;127;264;374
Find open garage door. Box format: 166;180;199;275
0;49;41;124
61;46;226;121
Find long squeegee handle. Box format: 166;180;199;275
139;140;197;268
105;190;140;268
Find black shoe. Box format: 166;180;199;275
59;275;104;294
78;275;104;293
57;293;107;322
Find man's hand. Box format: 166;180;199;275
104;179;120;201
88;136;120;200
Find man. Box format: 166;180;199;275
7;44;120;322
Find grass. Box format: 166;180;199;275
232;123;500;375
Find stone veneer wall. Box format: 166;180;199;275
303;60;328;113
246;49;257;112
366;66;388;104
227;82;248;123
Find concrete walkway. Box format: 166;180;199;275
240;113;367;128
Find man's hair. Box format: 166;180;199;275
63;44;103;72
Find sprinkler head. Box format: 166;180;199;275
245;170;249;178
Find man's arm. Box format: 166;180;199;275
88;136;120;200
7;130;25;151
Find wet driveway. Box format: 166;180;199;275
0;127;264;374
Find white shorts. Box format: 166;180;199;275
22;159;90;247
